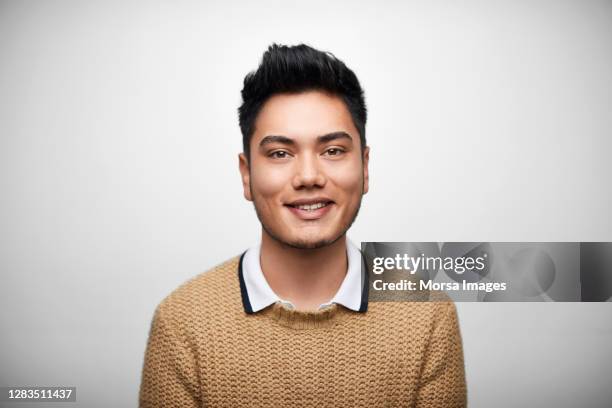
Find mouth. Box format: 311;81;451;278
284;198;335;220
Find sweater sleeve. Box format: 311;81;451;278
139;303;201;408
415;301;467;408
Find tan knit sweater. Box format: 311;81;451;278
139;256;467;407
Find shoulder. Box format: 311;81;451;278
367;291;458;330
154;255;243;324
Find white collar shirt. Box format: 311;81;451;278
238;239;367;313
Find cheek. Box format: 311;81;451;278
328;160;364;197
250;163;291;199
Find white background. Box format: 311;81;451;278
1;0;611;406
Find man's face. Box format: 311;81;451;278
239;90;369;249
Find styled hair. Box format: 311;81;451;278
238;43;367;158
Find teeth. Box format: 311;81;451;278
296;202;328;211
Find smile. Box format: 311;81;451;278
285;199;335;220
292;202;330;211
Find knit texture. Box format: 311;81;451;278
139;256;467;407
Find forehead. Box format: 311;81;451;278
252;90;359;145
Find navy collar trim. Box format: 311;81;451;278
237;251;253;314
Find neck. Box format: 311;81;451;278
259;232;348;312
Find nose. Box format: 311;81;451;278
291;153;327;189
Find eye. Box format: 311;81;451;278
324;147;345;157
269;150;291;159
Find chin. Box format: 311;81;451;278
265;225;342;250
288;238;334;250
284;228;348;249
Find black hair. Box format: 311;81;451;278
238;43;367;158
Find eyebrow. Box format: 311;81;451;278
259;135;295;147
318;131;353;144
259;131;353;147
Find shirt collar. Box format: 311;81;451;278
237;239;368;314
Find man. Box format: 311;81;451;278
140;43;467;407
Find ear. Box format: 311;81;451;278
238;153;253;201
362;146;370;195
